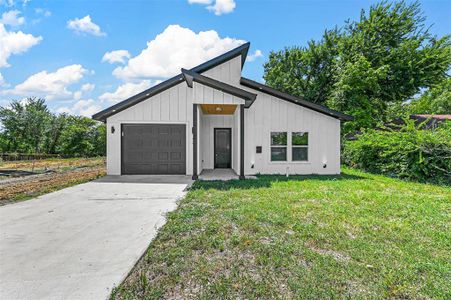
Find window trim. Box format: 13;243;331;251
269;131;310;164
270;132;287;162
291;132;309;162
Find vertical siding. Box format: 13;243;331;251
193;82;244;106
106;82;193;175
199;114;236;170
203;56;241;86
241;89;341;175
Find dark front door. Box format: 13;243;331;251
214;128;231;168
121;124;186;174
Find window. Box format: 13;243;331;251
292;132;308;161
271;132;287;161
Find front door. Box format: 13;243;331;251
214;128;231;168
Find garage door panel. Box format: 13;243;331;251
122;124;186;174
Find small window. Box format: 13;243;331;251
271;132;287;161
292;132;308;161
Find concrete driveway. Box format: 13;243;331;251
0;175;192;300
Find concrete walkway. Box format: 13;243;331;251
0;176;192;300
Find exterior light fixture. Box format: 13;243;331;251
111;126;115;134
216;107;223;112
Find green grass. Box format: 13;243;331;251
112;168;450;299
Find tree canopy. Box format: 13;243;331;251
0;97;105;157
263;1;451;132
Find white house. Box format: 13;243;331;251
92;43;353;179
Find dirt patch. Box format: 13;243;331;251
0;165;105;205
305;240;351;263
0;157;104;171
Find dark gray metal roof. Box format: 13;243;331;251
92;42;251;122
240;77;354;121
181;69;256;108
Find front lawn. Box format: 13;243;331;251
112;168;450;299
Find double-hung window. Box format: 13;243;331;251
292;132;308;161
270;132;287;161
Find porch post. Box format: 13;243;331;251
239;104;245;180
192;104;198;180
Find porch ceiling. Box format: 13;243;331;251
201;104;237;115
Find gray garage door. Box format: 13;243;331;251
121;124;186;174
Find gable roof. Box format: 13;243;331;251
181;68;257;108
240;77;353;121
92;41;353;122
92;42;251;122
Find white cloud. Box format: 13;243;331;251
102;50;130;64
0;72;4;85
67;15;106;37
0;24;42;68
1;10;25;26
113;24;245;81
2;64;87;99
0;0;15;7
35;8;51;17
207;0;236;15
188;0;235;15
98;80;157;103
72;83;95;101
73;90;82;100
57;99;101;117
81;83;95;92
247;49;263;62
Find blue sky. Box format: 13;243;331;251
1;0;450;117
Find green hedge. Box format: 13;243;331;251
343;120;451;185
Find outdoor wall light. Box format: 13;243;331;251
111;126;115;134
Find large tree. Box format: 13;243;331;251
0;97;52;153
263;29;340;105
0;98;106;156
263;1;451;132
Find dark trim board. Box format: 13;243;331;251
214;128;232;169
239;105;245;180
181;69;257;108
192;104;198;180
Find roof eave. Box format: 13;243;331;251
181;69;257;108
240;77;354;121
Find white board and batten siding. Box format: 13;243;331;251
199;108;241;175
241;89;341;175
106;82;193;175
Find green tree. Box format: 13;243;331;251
0;98;106;157
263;29;340;105
407;77;451;114
0;97;52;153
58;116;105;157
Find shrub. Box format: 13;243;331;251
343;119;451;185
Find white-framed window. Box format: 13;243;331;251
292;132;308;161
270;132;287;161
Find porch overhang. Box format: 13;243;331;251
181;69;256;108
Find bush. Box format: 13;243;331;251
343;119;451;185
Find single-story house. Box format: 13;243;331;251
92;42;353;179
